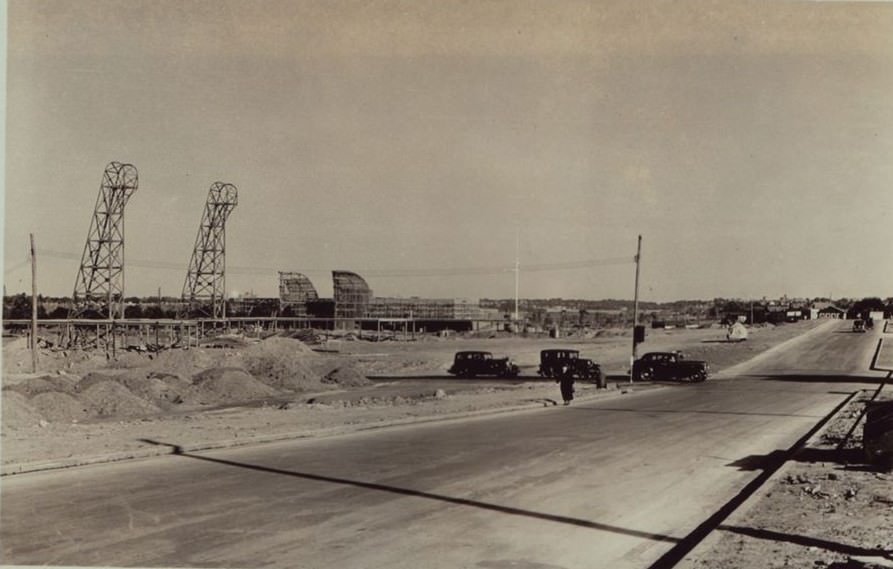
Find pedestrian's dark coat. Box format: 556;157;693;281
557;365;575;405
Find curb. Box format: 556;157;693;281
1;381;664;477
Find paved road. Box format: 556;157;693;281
1;320;886;569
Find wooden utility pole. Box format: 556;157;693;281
30;233;38;373
513;228;520;326
631;235;642;382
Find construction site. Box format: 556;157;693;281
3;161;517;354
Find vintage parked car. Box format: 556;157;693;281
853;319;867;333
448;351;520;378
538;349;605;384
632;351;709;382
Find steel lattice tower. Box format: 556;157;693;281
71;162;139;319
182;182;238;318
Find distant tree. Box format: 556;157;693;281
124;305;144;319
48;306;69;319
141;305;164;319
3;294;47;319
852;297;885;318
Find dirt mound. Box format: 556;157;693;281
79;380;162;418
121;371;191;408
282;329;325;344
320;363;372;387
247;336;316;356
236;337;322;391
3;374;78;397
146;347;227;376
76;371;190;410
188;367;279;405
0;335;326;427
1;391;44;429
28;392;88;423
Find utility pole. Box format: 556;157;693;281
513;228;520;326
631;235;642;382
30;233;38;373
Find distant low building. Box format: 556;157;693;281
817;305;846;319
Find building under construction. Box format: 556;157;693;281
366;297;483;320
278;272;319;317
220;270;485;330
332;270;373;319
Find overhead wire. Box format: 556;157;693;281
35;249;635;278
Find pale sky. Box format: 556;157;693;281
4;0;893;302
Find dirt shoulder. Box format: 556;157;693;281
679;387;893;569
1;320;831;475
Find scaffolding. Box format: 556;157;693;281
366;297;483;319
278;272;319;316
332;270;372;319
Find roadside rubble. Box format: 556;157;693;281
682;390;893;569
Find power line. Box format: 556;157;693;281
36;250;635;278
3;257;32;275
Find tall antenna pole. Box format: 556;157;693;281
30;233;38;373
631;235;642;382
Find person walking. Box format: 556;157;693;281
557;364;575;406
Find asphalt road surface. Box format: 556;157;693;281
2;319;886;569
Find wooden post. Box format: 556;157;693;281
30;233;38;373
631;235;642;383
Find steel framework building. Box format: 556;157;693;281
366;297;484;319
182;182;238;318
332;270;373;319
278;272;319;316
71;161;139;318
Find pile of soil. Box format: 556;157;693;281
1;335;331;428
234;337;321;390
320;363;373;387
189;368;279;405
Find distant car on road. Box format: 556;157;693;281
632;351;708;382
538;349;605;384
448;351;520;378
852;320;867;333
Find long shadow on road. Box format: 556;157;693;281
138;438;679;545
644;392;856;569
566;406;823;419
746;374;887;385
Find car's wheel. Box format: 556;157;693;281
691;371;707;382
639;368;653;381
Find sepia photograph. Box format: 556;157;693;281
2;1;893;568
